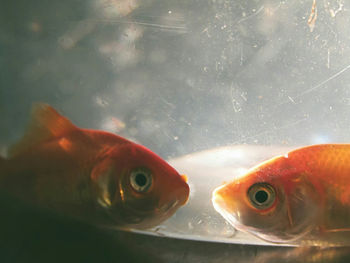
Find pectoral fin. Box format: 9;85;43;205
91;159;117;208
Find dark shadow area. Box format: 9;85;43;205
1;191;350;263
0;192;160;263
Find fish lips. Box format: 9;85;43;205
103;188;188;229
212;186;244;229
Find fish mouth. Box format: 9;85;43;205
111;193;181;220
179;180;190;205
110;200;180;229
160;180;189;210
212;186;243;229
157;199;179;213
212;185;229;211
103;202;160;228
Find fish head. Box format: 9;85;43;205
91;143;189;229
212;155;322;243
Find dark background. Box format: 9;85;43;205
2;0;350;262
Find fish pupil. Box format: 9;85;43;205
255;190;268;204
135;173;147;186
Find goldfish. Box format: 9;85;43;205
0;103;189;229
212;144;350;246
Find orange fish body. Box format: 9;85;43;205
212;144;350;246
0;104;189;229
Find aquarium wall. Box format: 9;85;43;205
2;0;350;158
2;0;350;262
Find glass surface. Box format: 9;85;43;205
2;0;350;248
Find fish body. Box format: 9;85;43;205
212;144;350;246
0;103;189;229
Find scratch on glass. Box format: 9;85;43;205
307;0;317;32
293;63;350;99
237;6;264;24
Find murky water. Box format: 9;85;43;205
3;0;350;261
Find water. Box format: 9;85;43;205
2;0;350;261
3;0;350;156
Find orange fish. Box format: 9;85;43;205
212;144;350;246
0;103;189;229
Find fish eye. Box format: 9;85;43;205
130;168;153;193
247;183;275;209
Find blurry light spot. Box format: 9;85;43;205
59;20;96;49
236;211;241;220
120;189;125;202
0;146;7;158
174;136;179;140
94;96;109;107
99;41;140;69
120;25;143;44
59;37;75;49
29;21;42;33
212;149;245;167
102;192;112;207
264;7;274;16
230;149;244;160
324;0;343;17
342;98;350;105
311;134;330;144
235;168;249;178
119;50;137;66
93;0;139;18
100;116;126;133
59;138;73;152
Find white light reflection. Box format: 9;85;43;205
0;145;7;158
311;134;331;144
93;0;139;18
100;116;126;133
235;168;249;179
213;148;245;166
